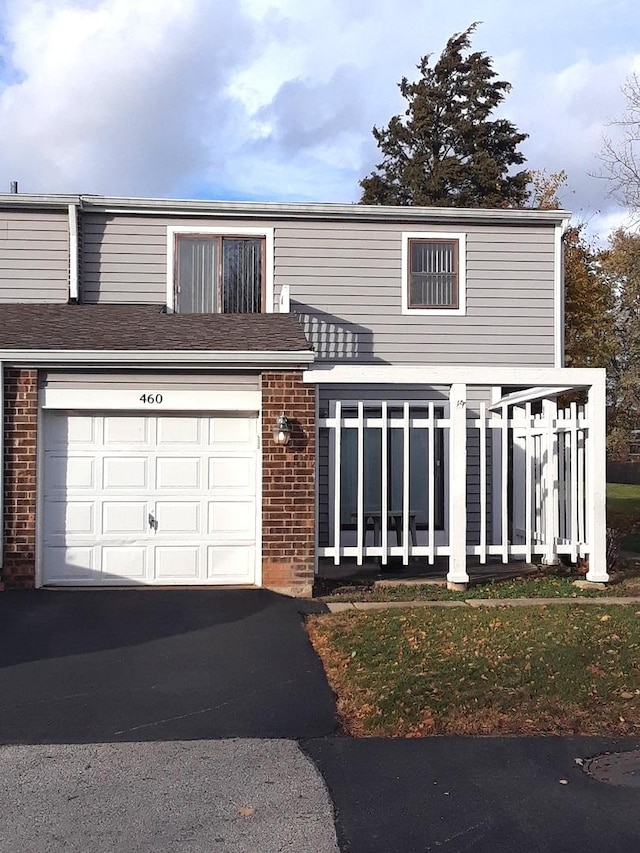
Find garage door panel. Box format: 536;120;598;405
208;500;256;538
207;546;255;582
103;502;148;535
45;546;96;582
157;417;202;446
155;501;200;534
46;501;95;536
208;456;255;490
47;413;96;447
154;546;200;581
156;456;201;490
45;455;96;492
102;546;147;581
104;416;151;446
103;456;148;490
209;417;255;447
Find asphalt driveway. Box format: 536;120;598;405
0;589;337;744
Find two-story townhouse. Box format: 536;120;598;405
0;193;608;595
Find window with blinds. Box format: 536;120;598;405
408;238;459;309
175;235;264;313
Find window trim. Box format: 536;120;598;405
401;231;466;316
166;226;274;313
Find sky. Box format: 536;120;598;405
0;0;638;240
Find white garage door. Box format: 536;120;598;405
42;412;259;586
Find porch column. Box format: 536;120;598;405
586;373;608;583
542;398;560;565
447;383;469;588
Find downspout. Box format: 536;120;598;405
68;203;79;302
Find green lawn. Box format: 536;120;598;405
320;572;637;603
608;482;640;545
308;605;640;737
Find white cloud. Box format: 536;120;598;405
0;0;261;195
0;0;638;238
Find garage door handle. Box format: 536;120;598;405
148;513;158;531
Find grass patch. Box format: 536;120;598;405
320;563;640;602
308;605;640;737
622;532;640;553
608;483;640;537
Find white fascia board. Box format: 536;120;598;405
303;364;605;387
166;225;275;313
0;192;572;225
488;385;576;411
0;349;314;367
92;198;571;225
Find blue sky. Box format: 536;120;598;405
0;0;638;238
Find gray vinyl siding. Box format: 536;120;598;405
282;221;556;366
317;384;493;549
80;213;556;367
0;209;69;302
81;214;168;303
42;371;260;391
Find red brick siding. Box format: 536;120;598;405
261;371;315;596
3;368;38;589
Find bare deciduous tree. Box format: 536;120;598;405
600;73;640;214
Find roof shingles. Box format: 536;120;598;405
0;305;313;352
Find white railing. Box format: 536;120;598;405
319;400;451;566
318;395;592;571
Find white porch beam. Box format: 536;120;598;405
448;383;469;587
488;385;576;411
304;364;606;387
586;374;608;583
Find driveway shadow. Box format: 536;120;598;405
0;590;336;744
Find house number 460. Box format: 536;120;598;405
139;393;164;404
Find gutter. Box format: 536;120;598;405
0;349;315;368
0;192;572;226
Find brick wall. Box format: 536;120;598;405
2;368;38;588
261;371;315;596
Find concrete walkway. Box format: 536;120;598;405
326;595;640;612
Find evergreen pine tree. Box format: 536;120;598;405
360;24;530;208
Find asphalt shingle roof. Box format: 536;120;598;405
0;304;313;352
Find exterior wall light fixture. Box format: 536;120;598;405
273;412;292;446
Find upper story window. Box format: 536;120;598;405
167;226;274;313
401;232;466;316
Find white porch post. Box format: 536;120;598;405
448;383;469;588
542;397;560;565
586;373;608;583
